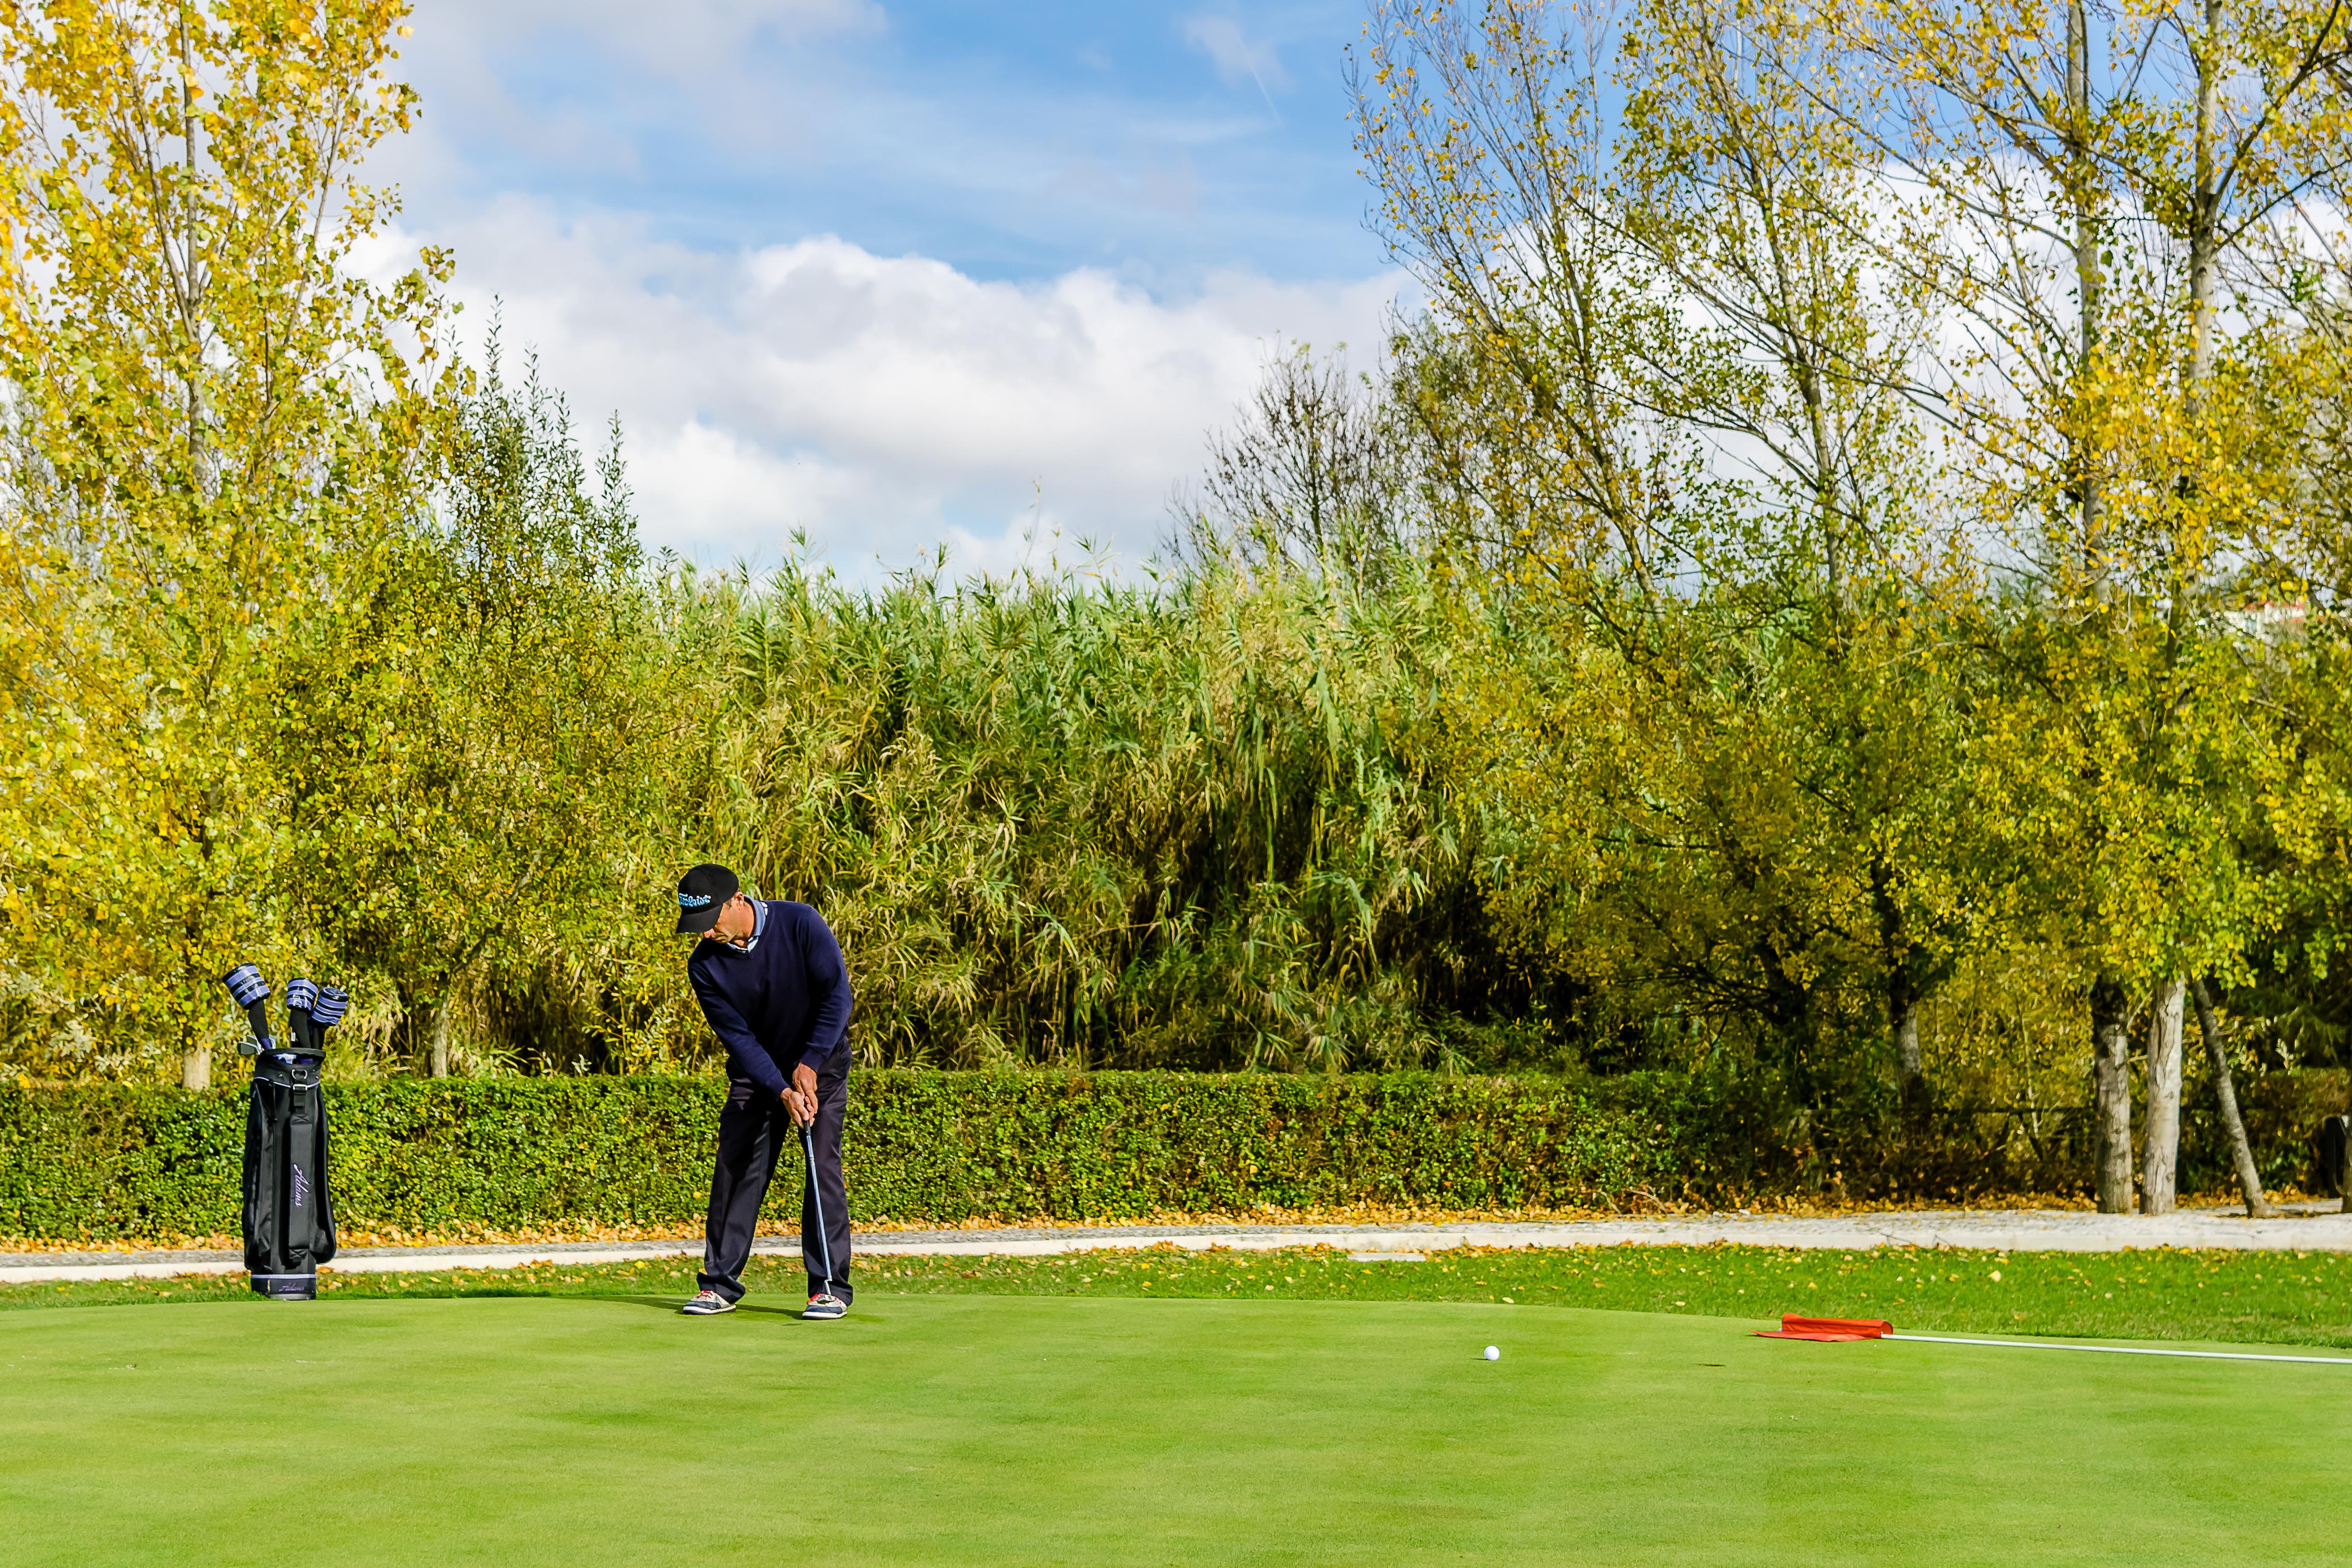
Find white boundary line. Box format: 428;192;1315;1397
1886;1333;2352;1365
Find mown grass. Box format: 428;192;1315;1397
8;1241;2351;1348
14;1291;2349;1567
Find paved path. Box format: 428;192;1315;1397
5;1202;2349;1285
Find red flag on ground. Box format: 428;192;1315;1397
1755;1314;1893;1342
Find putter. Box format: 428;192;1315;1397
801;1108;835;1297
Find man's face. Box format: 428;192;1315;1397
704;892;757;946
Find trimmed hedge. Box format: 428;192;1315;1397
2;1069;2343;1243
0;1072;1690;1242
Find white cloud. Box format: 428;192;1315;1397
1181;14;1294;94
623;423;870;563
394;0;883;174
944;512;1075;581
410;0;882;77
408;199;1406;576
373;1;1401;579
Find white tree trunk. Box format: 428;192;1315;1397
2065;0;2107;577
2141;980;2183;1215
1895;999;1925;1110
2091;978;2134;1213
180;1044;211;1092
2189;978;2273;1216
429;1006;451;1079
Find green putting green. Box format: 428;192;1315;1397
2;1292;2343;1566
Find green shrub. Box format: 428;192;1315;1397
0;1071;1686;1241
1;1069;2339;1244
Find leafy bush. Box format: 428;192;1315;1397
4;1069;2342;1243
0;1072;1680;1241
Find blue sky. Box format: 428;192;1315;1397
389;0;1406;573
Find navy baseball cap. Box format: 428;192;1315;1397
674;863;739;934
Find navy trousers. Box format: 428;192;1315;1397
699;1063;852;1304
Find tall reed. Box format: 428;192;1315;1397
598;553;1507;1071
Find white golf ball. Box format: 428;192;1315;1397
1484;1345;1500;1361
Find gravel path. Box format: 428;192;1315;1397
6;1201;2349;1284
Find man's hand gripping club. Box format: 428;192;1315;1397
785;1062;819;1126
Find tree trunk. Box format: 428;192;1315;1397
2140;980;2183;1215
180;1044;211;1092
2091;975;2134;1213
2189;976;2274;1217
429;1006;451;1079
2066;0;2104;576
2186;0;2220;399
1895;994;1928;1124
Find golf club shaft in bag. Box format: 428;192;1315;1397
222;966;345;1300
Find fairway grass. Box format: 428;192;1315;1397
3;1291;2347;1567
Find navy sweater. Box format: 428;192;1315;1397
686;901;854;1097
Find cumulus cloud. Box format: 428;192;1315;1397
412;200;1406;575
370;0;1403;578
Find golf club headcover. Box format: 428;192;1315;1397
220;964;275;1055
310;985;350;1036
285;978;319;1051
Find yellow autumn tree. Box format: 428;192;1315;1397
0;0;450;1085
1786;0;2351;1210
1354;0;1989;1145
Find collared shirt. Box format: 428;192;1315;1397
719;895;770;954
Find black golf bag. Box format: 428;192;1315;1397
222;965;347;1300
243;1049;337;1298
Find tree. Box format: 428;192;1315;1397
1354;0;1987;1143
1354;0;1698;592
0;0;447;1086
1792;0;2349;1208
1179;344;1420;588
299;346;667;1076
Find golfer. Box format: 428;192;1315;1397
673;863;855;1320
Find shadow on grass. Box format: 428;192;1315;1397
588;1293;840;1319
